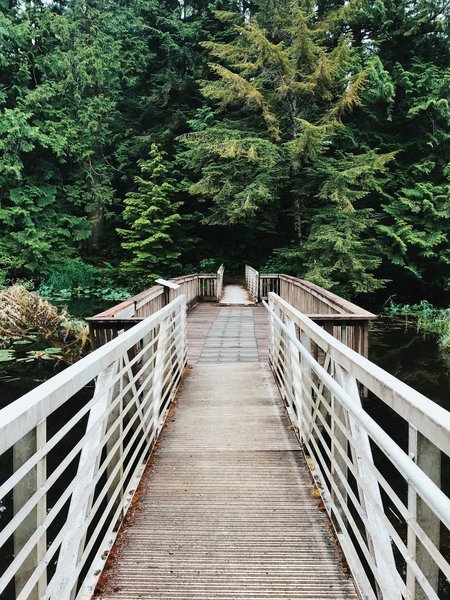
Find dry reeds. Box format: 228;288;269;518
0;285;89;362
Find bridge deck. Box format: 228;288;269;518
219;284;255;305
98;304;357;599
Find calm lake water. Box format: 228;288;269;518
369;316;449;411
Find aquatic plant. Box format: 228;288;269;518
386;301;450;350
19;348;64;363
0;349;14;362
38;260;130;302
0;285;90;362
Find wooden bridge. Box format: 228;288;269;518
0;266;449;600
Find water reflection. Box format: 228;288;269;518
369;316;449;410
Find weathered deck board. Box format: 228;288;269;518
186;303;218;364
187;304;269;364
98;306;357;599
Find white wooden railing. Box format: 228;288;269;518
217;264;225;301
0;296;187;600
245;264;259;302
265;292;450;600
88;272;220;348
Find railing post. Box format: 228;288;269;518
407;426;441;599
178;301;187;372
268;294;275;366
151;317;168;432
334;364;401;600
271;302;283;375
299;330;313;442
330;389;348;529
106;363;124;516
51;361;119;599
286;318;304;440
216;264;224;302
13;421;46;600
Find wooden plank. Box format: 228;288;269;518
186;305;269;364
97;363;358;600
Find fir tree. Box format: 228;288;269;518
180;0;395;293
0;0;91;278
351;0;450;299
118;145;182;287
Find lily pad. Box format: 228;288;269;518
0;349;15;362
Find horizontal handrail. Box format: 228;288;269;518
265;292;450;600
259;273;375;318
0;296;187;600
87;272;220;348
270;293;450;455
279;274;375;317
89;273;218;321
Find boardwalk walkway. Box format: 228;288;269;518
98;297;357;599
219;284;255;306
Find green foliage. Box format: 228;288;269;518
386;301;450;350
348;0;450;298
0;0;448;302
38;259;130;301
42;259;99;292
262;208;386;296
118;144;182;287
198;258;219;272
180;1;393;295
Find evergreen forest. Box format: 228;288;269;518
1;0;449;304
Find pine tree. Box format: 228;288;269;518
346;0;450;299
0;0;91;279
118;145;182;286
179;0;394;292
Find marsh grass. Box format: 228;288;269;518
386;301;450;350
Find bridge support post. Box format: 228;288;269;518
268;301;283;379
13;421;46;600
330;392;348;529
407;426;441;599
106;363;124;515
151;318;168;433
331;326;348;525
299;331;313;440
